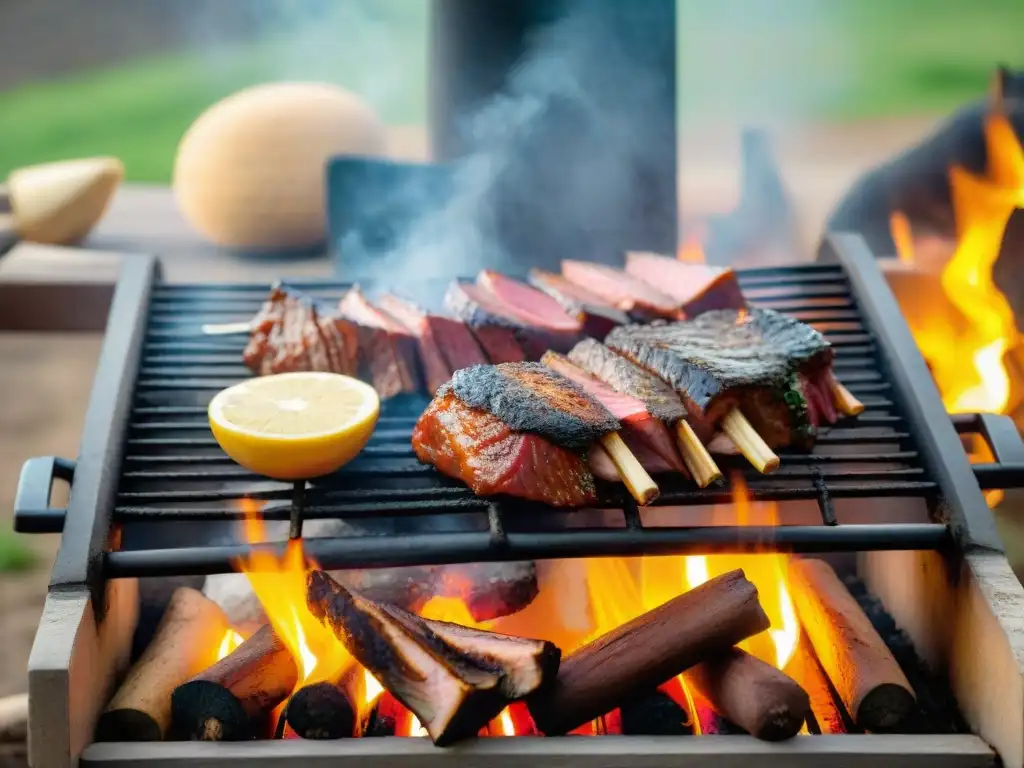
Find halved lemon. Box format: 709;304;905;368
208;372;380;481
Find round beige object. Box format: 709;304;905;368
173;82;385;251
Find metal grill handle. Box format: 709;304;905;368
13;456;74;533
953;413;1024;490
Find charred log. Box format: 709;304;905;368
527;569;769;735
170;624;298;741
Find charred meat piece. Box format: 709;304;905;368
625;252;746;317
242;289;359;377
377;294;488;395
568;338;687;425
436;562;540;624
561;260;679;319
306;571;559;746
528;268;630;339
339;287;422;398
412;388;598;507
444;281;527;363
449;363;620;450
541;351;685;475
606;308;834;449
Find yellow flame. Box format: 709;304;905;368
216;629;244;661
497;708;515;736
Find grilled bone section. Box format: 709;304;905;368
606;308;834;448
306;570;559;746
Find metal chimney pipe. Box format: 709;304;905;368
428;0;678;267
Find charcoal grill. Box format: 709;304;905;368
15;233;1024;768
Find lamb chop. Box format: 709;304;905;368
565;339;723;487
540;350;699;484
241;287;359;377
339;286;422;399
624;251;747;318
412;363;659;506
561;260;680;319
528;268;630;339
377;294;488;395
605;308;863;468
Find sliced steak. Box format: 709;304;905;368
412;389;598;508
476;270;582;333
528;268;630;339
561;260;679;319
625;252;746;317
541;351;685;474
606;308;833;449
442;281;533;363
378;294;487;394
339;287;422;398
449;363;619;450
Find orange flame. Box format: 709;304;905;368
677;237;707;264
215;629;245;662
889;210;915;266
906;112;1022;418
683;477;799;670
236;500;356;695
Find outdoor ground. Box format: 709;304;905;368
4;0;1024;706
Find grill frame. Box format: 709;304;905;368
14;234;1024;613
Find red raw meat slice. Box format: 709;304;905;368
476;270;582;333
561;260;679;318
625;251;746;317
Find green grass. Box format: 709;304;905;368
0;530;38;573
1;0;1023;182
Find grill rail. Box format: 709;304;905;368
14;235;1024;599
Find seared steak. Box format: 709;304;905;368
541;351;685;474
606;308;834;448
561;260;679;319
449;363;619;450
528;268;630;339
477;270;582;333
378;294;487;394
411;389;598;508
625;252;746;317
243;288;359;377
339;287;422;398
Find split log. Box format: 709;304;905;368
95;588;229;742
685;646;810;740
285;666;360;739
527;569;769;735
306;570;559;746
788;558;916;730
170;624;298;741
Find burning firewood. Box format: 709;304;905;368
526;569;770;735
285;665;361;740
170;624;298;741
685;646;810;741
305;570;560;746
95;587;230;742
788;558;916;731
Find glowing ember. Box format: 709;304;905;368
215;629;245;662
496;708;515;736
408;715;429;738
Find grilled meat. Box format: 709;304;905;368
476;270;582;333
449;363;619;450
528;268;630;339
625;252;746;317
411;388;598;507
561;260;679;319
567;338;687;425
242;288;359;377
606;308;834;449
378;294;487;395
541;351;685;474
444;281;527;363
339;287;422;398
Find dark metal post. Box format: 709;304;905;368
428;0;678;268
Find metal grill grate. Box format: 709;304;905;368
105;261;958;577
